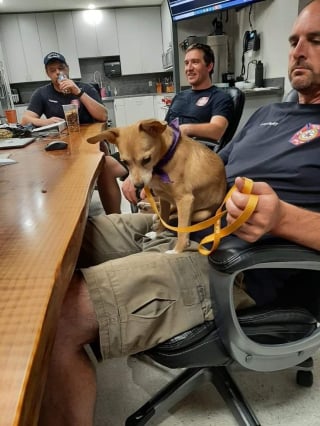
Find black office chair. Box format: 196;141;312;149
218;86;245;151
126;236;320;425
194;86;245;152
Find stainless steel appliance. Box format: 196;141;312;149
0;60;14;121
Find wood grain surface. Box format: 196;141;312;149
0;123;104;426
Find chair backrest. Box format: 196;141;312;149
217;86;245;151
283;88;298;102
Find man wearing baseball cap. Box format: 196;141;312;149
21;51;107;127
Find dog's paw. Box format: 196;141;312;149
137;201;152;213
165;249;179;254
145;231;158;240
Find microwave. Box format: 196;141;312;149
162;47;173;70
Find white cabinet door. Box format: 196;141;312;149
114;96;155;127
161;1;173;53
153;95;167;121
53;12;81;79
124;96;155;124
73;9;119;58
0;12;81;83
96;10;119;56
114;98;127;127
0;15;29;83
116;8;163;75
18;15;46;82
36;13;59;60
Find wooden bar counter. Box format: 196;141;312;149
0;123;104;426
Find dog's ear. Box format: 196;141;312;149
139;119;167;137
87;128;120;145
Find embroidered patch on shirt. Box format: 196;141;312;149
290;123;320;145
196;97;209;106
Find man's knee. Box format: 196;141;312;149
57;271;99;346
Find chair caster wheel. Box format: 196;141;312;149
296;370;313;387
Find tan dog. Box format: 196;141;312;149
87;118;226;253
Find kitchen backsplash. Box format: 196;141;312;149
10;57;174;104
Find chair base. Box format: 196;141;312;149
126;358;314;426
126;366;261;426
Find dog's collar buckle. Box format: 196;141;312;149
153;118;180;183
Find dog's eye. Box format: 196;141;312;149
142;157;151;166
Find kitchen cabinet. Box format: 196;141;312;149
116;8;163;75
161;1;173;55
0;12;80;83
36;13;60;59
114;98;127;127
153;95;168;121
114;96;155;127
53;12;81;79
0;15;40;83
72;9;119;58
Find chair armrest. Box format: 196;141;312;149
209;235;320;273
208;236;320;372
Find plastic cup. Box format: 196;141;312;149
62;104;80;132
5;109;17;124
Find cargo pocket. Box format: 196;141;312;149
131;297;176;319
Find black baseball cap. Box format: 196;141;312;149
44;52;66;66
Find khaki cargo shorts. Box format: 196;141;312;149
79;213;255;360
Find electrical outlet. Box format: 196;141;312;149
148;81;152;87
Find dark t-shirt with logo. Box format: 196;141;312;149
27;82;103;124
165;86;234;141
220;102;320;211
199;102;320;306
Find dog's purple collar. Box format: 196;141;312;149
153;118;180;183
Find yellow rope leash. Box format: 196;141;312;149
144;177;259;256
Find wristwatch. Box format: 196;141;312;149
75;88;85;98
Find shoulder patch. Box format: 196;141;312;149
290;123;320;145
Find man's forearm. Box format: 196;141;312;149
79;94;107;122
271;201;320;251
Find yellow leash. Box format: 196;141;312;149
144;177;259;255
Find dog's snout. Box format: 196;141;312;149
134;183;144;190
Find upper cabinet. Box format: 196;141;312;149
116;7;163;75
53;12;81;79
0;12;80;83
0;14;44;82
161;1;173;53
72;9;119;58
0;7;164;83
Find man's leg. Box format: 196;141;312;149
39;272;98;426
97;156;127;214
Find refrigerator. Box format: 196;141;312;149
0;59;14;123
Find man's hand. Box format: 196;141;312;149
122;177;147;205
225;177;282;242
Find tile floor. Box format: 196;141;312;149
89;191;320;426
93;352;320;426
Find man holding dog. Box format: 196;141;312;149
39;1;320;425
97;43;234;214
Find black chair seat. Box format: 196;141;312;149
146;306;317;369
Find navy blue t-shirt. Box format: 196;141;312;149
165;86;234;142
198;102;320;306
220;102;320;211
27;82;103;124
